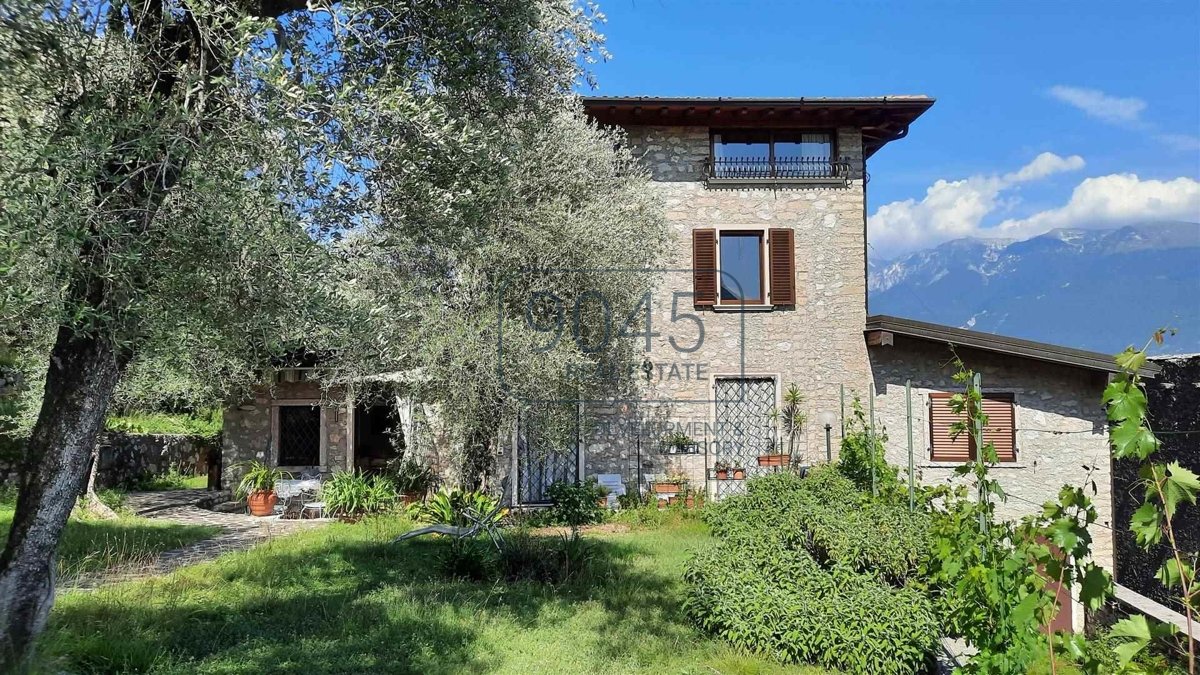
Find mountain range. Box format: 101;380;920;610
868;221;1200;355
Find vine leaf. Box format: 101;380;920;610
1109;615;1175;668
1111;419;1158;459
1129;502;1163;547
1079;565;1112;611
1162;462;1200;517
1102;379;1147;422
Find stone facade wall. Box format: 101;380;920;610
1114;354;1200;609
221;379;350;488
578;125;871;497
870;336;1113;632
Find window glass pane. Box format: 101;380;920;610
279;405;321;465
719;233;762;302
713;131;770;179
773;132;832;160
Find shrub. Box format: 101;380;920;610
544;479;608;531
386;456;435;496
497;532;601;584
684;538;938;675
837;397;898;494
437;537;498;581
321;470;398;517
105;409;222;439
409;488;506;527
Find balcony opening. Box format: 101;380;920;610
708;130;846;185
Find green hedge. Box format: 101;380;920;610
687;467;938;673
684;538;938;675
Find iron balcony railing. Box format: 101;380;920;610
706;156;851;182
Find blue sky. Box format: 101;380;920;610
584;0;1200;259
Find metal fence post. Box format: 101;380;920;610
973;372;986;536
839;384;846;436
868;382;876;498
906;379;914;513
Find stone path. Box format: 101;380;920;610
63;489;331;591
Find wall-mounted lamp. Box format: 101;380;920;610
817;411;838;462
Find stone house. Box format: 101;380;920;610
222;94;1155;631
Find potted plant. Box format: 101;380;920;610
235;460;287;516
714;461;730;480
389;456;434;506
757;451;790;467
760;383;807;468
732;466;746;480
661;430;696;455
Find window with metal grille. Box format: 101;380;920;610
278;405;321;466
709;130;840;180
928;392;1016;462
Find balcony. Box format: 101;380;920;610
705;156;851;188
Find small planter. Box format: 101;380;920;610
757;454;790;468
246;490;278;517
652;481;682;494
597;497;608;508
715;469;729;480
732;468;746;480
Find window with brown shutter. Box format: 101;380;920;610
929;392;1017;462
692;229;717;306
768;228;796;306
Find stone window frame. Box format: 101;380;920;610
923;388;1027;469
712;226;774;312
270;399;328;471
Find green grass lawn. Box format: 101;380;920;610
35;518;829;674
0;503;219;585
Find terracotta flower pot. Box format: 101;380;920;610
667;496;679;506
732;469;746;480
652;481;682;494
246;490;277;517
715;469;729;480
683;495;696;508
757;454;790;467
597;497;608;508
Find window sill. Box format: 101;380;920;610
920;460;1028;470
705;177;848;189
711;304;775;313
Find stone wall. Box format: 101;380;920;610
0;431;215;488
95;432;215;488
1114;354;1200;608
870;336;1113;632
222;379;350;488
578;124;872;495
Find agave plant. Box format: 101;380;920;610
408;488;506;528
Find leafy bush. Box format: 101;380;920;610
436;532;603;585
687;465;938;673
321;470;398;517
105;409;222;439
836;396;897;495
386;456;435;496
409;488;506;527
545;479;608;531
684;537;938;675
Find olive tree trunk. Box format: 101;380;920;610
0;327;123;667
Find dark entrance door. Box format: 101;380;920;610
354;403;402;473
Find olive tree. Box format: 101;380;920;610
0;0;612;664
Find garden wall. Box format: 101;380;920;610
1113;354;1200;608
0;431;215;488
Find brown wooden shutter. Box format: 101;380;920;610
929;392;1017;462
768;228;796;306
929;392;972;462
980;394;1017;462
692;228;717;306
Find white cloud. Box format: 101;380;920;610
868;153;1085;256
1155;133;1200;153
1048;85;1146;125
992;174;1200;240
